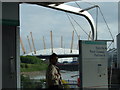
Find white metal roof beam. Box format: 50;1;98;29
1;0;75;2
38;3;96;40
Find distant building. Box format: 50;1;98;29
107;48;117;68
117;33;120;68
25;48;79;63
118;2;120;69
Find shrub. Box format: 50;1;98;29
20;56;44;64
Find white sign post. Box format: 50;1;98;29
79;40;108;89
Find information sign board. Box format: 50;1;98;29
79;40;108;88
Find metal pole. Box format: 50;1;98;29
80;5;99;12
77;35;80;49
43;36;46;50
70;31;74;53
16;26;21;88
50;31;53;53
30;32;36;54
109;53;114;88
88;31;91;40
61;36;63;48
20;37;26;54
95;7;98;40
27;35;32;52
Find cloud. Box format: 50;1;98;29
20;2;118;54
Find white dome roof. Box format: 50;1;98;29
25;48;79;62
25;48;79;56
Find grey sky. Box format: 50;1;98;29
20;1;118;55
